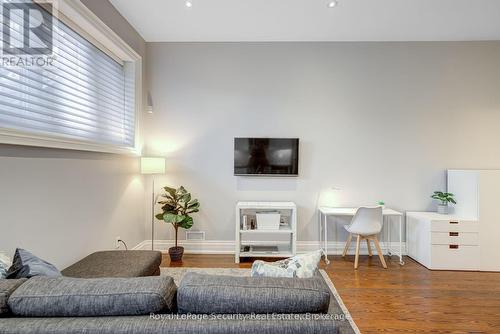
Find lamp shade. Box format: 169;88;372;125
141;157;165;174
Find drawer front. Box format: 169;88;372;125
431;220;479;233
431;245;479;270
431;232;479;245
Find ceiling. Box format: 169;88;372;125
109;0;500;42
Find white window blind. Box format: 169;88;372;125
0;3;136;149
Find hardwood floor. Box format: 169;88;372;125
162;253;500;333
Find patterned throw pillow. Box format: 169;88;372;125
251;261;296;278
0;252;12;279
251;250;323;278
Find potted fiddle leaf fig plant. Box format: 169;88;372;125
431;191;456;214
156;186;200;261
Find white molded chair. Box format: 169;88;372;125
342;207;387;269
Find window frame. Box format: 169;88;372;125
0;0;142;155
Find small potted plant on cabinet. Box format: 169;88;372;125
431;191;456;214
156;186;200;261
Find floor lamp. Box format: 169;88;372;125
141;157;166;251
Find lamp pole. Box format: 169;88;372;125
151;176;155;250
140;157;165;251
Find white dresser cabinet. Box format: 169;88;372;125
407;212;480;270
407;170;500;272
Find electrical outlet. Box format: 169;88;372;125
115;236;121;249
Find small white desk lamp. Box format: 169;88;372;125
141;157;166;250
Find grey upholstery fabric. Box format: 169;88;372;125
0;278;27;316
0;315;338;334
8;276;177;317
177;272;331;314
6;249;61;279
61;250;162;278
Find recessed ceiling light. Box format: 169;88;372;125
328;1;338;8
185;1;193;8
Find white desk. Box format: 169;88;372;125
318;207;405;265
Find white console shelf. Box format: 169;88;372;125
235;201;297;263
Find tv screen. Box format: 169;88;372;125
234;138;299;176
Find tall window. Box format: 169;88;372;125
0;1;137;151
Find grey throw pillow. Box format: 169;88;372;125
6;249;61;279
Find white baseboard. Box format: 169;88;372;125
132;240;150;251
134;240;234;254
133;239;407;256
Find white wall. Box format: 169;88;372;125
0;0;147;268
145;42;500;243
0;147;145;268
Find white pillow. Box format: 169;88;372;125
251;250;323;278
0;252;12;279
251;261;295;278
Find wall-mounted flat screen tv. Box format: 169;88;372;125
234;138;299;176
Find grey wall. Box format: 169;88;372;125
146;42;500;243
81;0;146;58
0;1;147;268
0;147;145;268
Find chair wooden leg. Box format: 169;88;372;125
342;234;352;257
354;235;361;269
366;239;372;257
373;236;387;269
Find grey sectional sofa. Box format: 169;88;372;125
0;250;339;334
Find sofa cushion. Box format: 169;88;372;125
8;276;177;317
177;272;330;314
61;250;162;278
6;249;61;279
0;278;27;316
